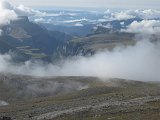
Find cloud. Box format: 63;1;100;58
0;38;160;81
138;9;160;19
98;19;107;22
103;9;136;21
34;18;45;23
0;1;160;82
0;0;46;25
74;23;84;27
25;80;88;97
0;0;46;35
113;12;135;20
0;100;8;106
120;22;125;25
0;0;17;26
94;23;112;30
123;20;160;34
62;18;88;23
103;9;160;21
15;4;46;16
33;11;79;24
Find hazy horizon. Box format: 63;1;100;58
14;0;160;9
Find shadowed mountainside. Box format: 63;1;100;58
0;16;72;61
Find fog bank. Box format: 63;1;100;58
0;100;8;106
0;38;159;81
0;1;160;82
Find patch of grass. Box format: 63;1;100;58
17;46;47;59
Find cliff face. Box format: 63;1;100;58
58;32;135;57
0;16;72;61
6;16;71;54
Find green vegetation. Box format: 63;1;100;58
17;46;47;59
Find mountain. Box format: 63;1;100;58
0;16;152;62
0;39;31;61
59;32;135;57
46;18;142;57
0;39;16;54
0;16;140;61
0;16;72;61
40;23;95;37
0;73;89;102
94;18;142;34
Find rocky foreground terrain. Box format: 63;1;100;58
0;73;160;120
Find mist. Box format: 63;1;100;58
0;1;160;82
0;100;8;106
0;37;159;81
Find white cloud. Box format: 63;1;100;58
0;0;17;26
34;18;45;23
0;0;46;36
0;100;8;106
120;22;125;25
103;9;160;21
103;9;136;21
0;0;46;26
62;18;88;23
98;19;107;22
74;23;84;27
138;9;160;19
113;12;135;20
0;1;160;82
0;38;160;81
123;20;160;34
15;4;46;16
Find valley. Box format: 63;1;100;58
0;1;160;120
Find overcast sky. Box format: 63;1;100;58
14;0;160;9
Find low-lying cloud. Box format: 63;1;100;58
0;1;160;82
0;100;8;106
0;38;160;81
104;9;160;21
122;20;160;34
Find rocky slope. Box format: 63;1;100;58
0;74;160;120
59;32;135;56
0;73;90;103
0;16;72;61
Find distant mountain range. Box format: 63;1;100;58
40;23;95;37
2;16;157;62
94;18;142;34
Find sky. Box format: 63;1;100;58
13;0;160;9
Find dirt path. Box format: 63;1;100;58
32;96;160;120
